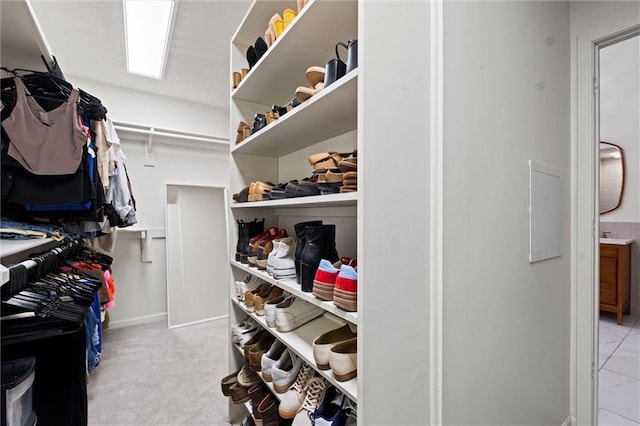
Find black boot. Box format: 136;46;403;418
300;224;339;292
241;218;264;263
236;220;250;262
294;220;323;284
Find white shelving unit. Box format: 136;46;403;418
228;0;358;423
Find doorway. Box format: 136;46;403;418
596;34;640;424
573;14;640;425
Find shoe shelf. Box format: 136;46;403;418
232;70;357;157
232;342;324;425
232;0;358;107
231;192;358;210
231;260;358;325
231;297;358;402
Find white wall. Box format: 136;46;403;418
600;36;640;222
443;2;571;424
106;139;229;328
70;79;232;328
66;75;228;137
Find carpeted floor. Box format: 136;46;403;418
87;318;232;426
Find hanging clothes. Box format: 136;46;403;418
3;77;87;175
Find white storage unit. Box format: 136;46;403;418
227;1;434;424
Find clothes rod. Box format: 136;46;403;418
112;122;228;144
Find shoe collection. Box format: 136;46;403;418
232;150;358;203
231;2;306;89
223;320;358;424
234;218;358;313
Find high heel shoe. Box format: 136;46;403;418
232;72;242;89
266;111;279;125
305;66;325;87
247;45;258;69
255;37;268;60
295;81;324;103
251;113;267;134
236;121;250;144
269;13;284;41
296;0;308;13
283;8;297;29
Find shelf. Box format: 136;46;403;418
232;70;357;157
230;192;357;210
0;238;55;259
232;298;357;402
232;342;332;424
231;260;357;325
231;0;358;107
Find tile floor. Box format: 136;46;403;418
599;312;640;425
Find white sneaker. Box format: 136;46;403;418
271;348;302;393
272;237;297;279
266;238;284;275
232;318;258;341
265;294;287;328
278;363;316;418
261;339;287;382
235;275;262;301
275;296;324;333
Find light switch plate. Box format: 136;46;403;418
529;160;562;263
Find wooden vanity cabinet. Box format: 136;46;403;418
600;243;631;325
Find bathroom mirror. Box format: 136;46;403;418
600;141;625;214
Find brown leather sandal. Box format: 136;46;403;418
307;151;343;171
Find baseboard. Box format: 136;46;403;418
168;314;228;329
562;414;575;426
107;312;167;329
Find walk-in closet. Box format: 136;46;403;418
2;1;639;426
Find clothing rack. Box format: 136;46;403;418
1;239;81;296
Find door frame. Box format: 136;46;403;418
572;14;640;425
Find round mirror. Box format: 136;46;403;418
600;141;625;214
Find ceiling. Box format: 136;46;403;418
28;0;251;109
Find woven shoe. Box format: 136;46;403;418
300;376;329;413
278;363;315;418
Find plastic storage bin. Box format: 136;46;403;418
1;357;37;426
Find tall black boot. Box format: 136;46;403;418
294;220;323;284
241;218;264;263
300;224;339;292
236;220;250;262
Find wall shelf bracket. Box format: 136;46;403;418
144;130;155;167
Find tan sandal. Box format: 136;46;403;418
307;151;343;171
295;81;324;102
305;66;325;87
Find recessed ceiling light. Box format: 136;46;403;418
123;0;176;79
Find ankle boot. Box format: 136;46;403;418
300;224;339;292
248;383;270;425
241;219;265;263
236;220;251;262
294;220;323;284
257;393;281;426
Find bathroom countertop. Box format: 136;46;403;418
600;238;634;245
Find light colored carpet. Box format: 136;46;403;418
87;318;233;426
